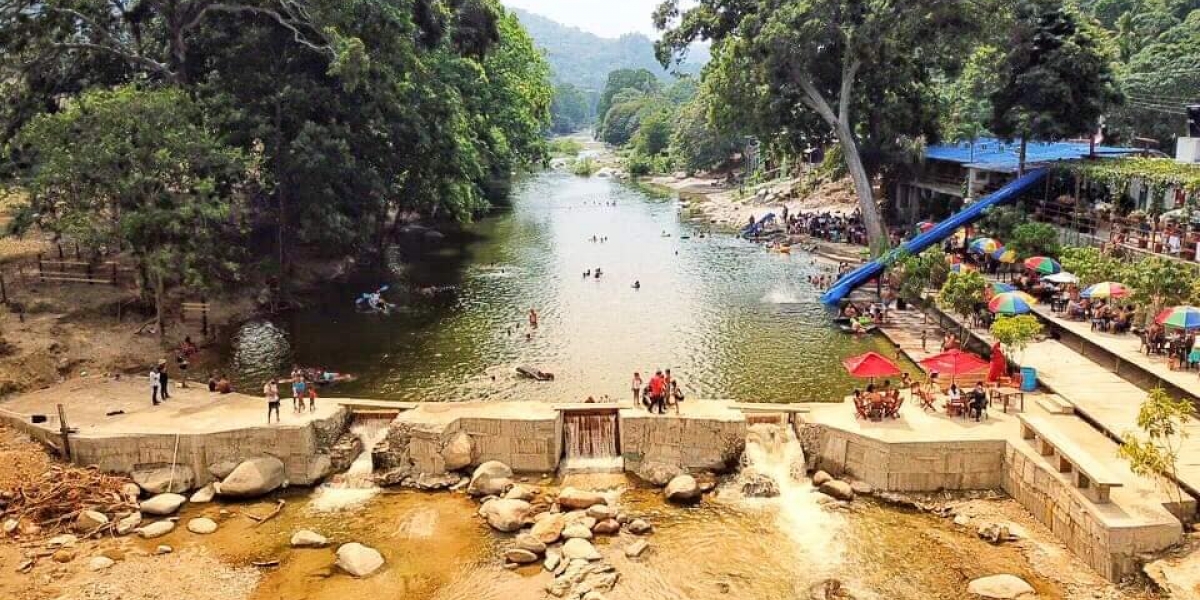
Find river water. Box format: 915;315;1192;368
225;170;912;403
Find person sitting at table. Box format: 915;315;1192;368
969;382;988;421
1067;297;1084;319
946;384;962;415
1112;307;1131;333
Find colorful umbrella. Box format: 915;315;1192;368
920;349;989;379
1043;272;1078;284
987;282;1017;297
1024;256;1062;275
842;352;902;379
1080;282;1130;300
969;237;1001;255
917;221;937;233
950;263;976;273
988;291;1037;315
992;246;1018;264
1155;306;1200;330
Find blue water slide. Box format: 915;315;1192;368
819;169;1047;306
740;212;776;238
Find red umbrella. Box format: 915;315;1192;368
920;349;988;380
843;352;902;379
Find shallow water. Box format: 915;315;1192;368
224;171;914;403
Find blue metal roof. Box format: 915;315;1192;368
925;138;1140;173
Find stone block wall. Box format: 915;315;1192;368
380;412;561;476
1002;442;1181;581
814;427;1005;491
620;410;746;474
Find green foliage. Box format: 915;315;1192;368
892;247;950;303
632;107;674;156
548;138;584;157
939;46;1004;142
1060;246;1127;286
1007;222;1062;258
550;83;593;135
816;144;848;181
1118;388;1193;505
596;69;662;131
570;157;598;177
990;315;1044;365
626;151;674;177
669;92;742;174
990;0;1122;169
1124;256;1196;322
1057;158;1200;204
938;270;990;323
978;206;1026;241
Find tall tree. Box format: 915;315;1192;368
654;0;979;252
595;68;661;130
990;0;1123;174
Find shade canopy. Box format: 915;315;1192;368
1043;271;1078;284
1080;282;1130;300
992;247;1018;263
987;282;1017;297
988;291;1036;315
1024;256;1062;275
1156;306;1200;330
920;349;989;377
970;237;1002;255
843;352;903;379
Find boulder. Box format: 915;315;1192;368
88;556;115;571
306;454;333;483
557;487;607;510
120;483;142;503
515;534;547;555
414;473;460;490
505;549;540;565
561;538;602;561
634;461;682;487
480;499;532;533
740;471;781;498
505;484;539;502
75;510;109;533
467;461;514;497
155;545;173;555
442;432;474;472
530;513;566;544
336;543;385;578
627;519;653;535
52;549;76;563
189;484;216;504
132;465;195;495
592;519;620;535
586;505;617;521
544;548;562;572
217;457;286;498
209;460;240;480
139;493;186;516
849;480;874;496
818;480;855;502
291;529;329;548
187;518;218;535
116;512;143;535
811;471;833;487
562;524;594;540
624;539;649;558
664;475;701;504
966;574;1035;599
137;521;175;539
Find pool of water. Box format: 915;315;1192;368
224;171;914;403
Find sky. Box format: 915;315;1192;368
499;0;666;38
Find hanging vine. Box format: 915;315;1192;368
1055;159;1200;211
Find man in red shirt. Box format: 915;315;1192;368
648;370;666;414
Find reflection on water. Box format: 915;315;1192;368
225;171;915;403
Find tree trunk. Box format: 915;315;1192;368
1018;137;1028;177
835;122;889;250
155;271;165;344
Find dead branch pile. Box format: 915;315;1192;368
1;464;136;538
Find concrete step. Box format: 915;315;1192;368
1036;394;1075;415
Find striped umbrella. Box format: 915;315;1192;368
950;263;976;273
969;237;1002;255
992;246;1018;264
987;282;1017;297
1080;282;1130;300
1155;306;1200;330
988;291;1037;315
1024;256;1062;275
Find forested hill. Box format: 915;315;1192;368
510;7;704;91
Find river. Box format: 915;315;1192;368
224;170;913;403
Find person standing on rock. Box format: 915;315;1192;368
150;365;162;405
264;378;281;423
157;359;170;400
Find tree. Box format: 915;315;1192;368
990;0;1123;175
938;270;989;336
1125;256;1194;325
633;106;674;156
550;83;592;134
893;247;950;304
1118;387;1193;506
655;0;981;252
990;315;1044;367
669;92;742;174
1060;246;1128;286
11;85;247;340
596;69;661;129
939;45;1004;143
1007;222;1062;258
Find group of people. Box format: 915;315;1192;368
789;210;869;246
852;379;904;420
149;336;202;405
262;366;320;423
632;370;684;415
946;382;990;422
1066;298;1133;333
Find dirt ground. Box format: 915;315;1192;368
648;172;860;230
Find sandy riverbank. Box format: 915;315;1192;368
645;173;860;230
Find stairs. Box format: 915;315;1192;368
1035;394;1075;415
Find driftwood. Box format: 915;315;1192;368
251;559;281;568
1;465;135;538
246;499;286;526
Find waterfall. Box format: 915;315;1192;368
310;418;391;512
561;412;622;473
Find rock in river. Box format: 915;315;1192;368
558;487;607;510
480;499;532;533
291;529;330;548
189;484;216;504
664;475;701;504
562;538;602;561
818;480;855;502
562;524;594;540
187;518;218;535
216;457;286;498
442;432;474;472
634;461;682;487
467;461;514;497
336;543;385;578
137;521;175;539
505;548;540;565
586;504;617;520
140;493;186;516
514;534;547;555
531;513;566;544
627;519;653;535
811;470;834;487
132;465;195;495
75;510;109;533
966;574;1035;599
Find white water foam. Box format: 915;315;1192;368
309;421;391;512
761;286;802;304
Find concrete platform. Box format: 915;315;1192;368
0;377;343;437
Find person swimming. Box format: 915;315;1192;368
632;280;641;289
594;268;603;279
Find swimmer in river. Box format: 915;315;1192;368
632;281;641;289
594;268;603;279
584;269;591;278
528;308;539;329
